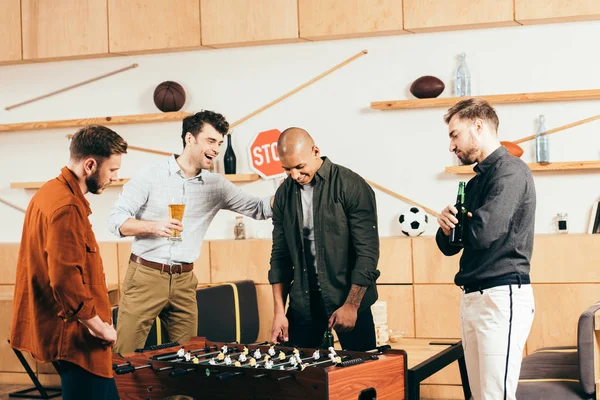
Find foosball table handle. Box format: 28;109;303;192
276;374;296;382
115;365;136;375
112;361;131;370
169;368;194;378
216;371;244;381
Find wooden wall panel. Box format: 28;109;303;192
420;385;464;399
376;285;415;338
412;237;459;284
516;0;600;25
210;239;271;284
0;286;36;373
298;0;406;41
117;241;211;285
414;284;462;338
200;0;301;48
404;0;517;33
255;284;274;342
195;241;211;284
21;0;109;60
530;234;600;283
391;338;461;385
378;237;412;284
98;242;119;285
108;0;203;54
527;284;600;352
117;241;132;284
0;0;22;63
0;243;20;285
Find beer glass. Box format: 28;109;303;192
168;197;185;242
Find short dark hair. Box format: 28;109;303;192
444;98;499;132
181;110;229;148
69;125;127;163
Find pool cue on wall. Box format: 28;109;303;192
365;180;440;218
512;112;600;145
5;63;139;111
227;49;368;131
67;49;368;142
0;197;26;213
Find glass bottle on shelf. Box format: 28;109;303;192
555;213;568;234
234;216;246;240
535;114;550;164
455;53;471;97
224;133;237;174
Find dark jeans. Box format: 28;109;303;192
54;360;120;400
287;291;376;351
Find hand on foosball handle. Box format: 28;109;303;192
270;313;289;344
329;304;358;333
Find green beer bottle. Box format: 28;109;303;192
449;181;467;247
321;327;334;349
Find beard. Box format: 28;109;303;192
457;135;479;165
86;169;107;194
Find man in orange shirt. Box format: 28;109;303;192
10;125;127;400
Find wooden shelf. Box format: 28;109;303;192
445;161;600;174
0;111;192;133
371;89;600;110
10;174;260;189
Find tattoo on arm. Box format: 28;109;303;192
345;285;367;308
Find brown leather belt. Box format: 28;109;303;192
130;254;193;274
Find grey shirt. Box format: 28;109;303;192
436;146;536;287
300;181;319;291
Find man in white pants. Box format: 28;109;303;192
436;98;536;400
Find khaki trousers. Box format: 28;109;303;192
114;260;198;354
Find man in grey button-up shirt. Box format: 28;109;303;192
436;98;536;400
108;111;273;354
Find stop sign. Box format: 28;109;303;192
247;129;285;179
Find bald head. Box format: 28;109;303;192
277;127;323;185
277;127;315;157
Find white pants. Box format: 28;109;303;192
461;284;535;400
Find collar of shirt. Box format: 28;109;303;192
315;156;332;181
168;154;203;181
474;146;507;176
58;166;91;216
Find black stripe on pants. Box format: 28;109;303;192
503;284;514;400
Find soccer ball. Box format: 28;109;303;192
398;207;429;237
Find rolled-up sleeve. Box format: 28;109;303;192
268;187;293;284
47;205;96;321
436;228;462;256
221;178;273;220
107;167;151;237
347;179;380;286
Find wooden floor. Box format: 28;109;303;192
0;383;458;400
0;384;61;399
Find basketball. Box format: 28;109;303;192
153;81;186;112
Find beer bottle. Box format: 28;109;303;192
449;181;467;247
321;327;334;349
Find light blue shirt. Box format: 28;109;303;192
108;156;272;264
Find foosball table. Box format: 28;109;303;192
113;336;407;399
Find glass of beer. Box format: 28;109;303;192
168;201;186;242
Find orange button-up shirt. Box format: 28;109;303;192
10;167;113;378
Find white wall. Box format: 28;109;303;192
1;21;599;243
